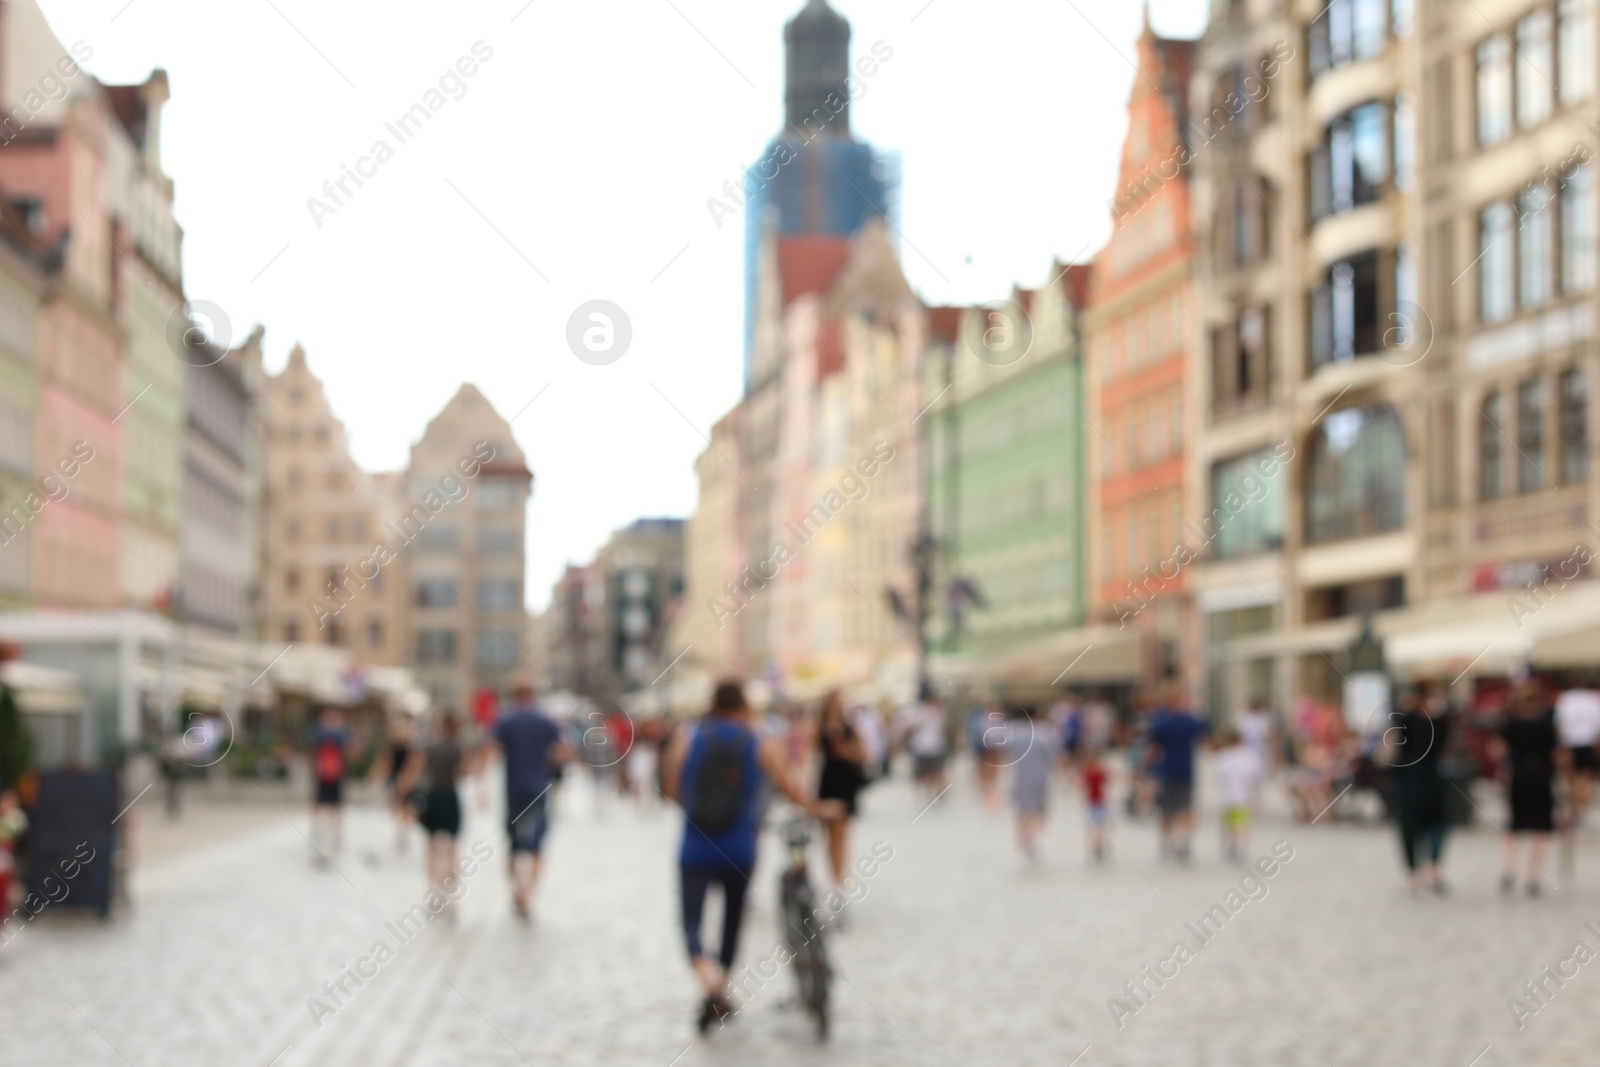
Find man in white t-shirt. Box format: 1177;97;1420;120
1556;683;1600;825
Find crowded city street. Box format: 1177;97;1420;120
4;759;1597;1067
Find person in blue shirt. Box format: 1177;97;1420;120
662;679;835;1033
1145;686;1209;863
489;674;572;920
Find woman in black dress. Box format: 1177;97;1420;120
1492;684;1563;896
411;713;467;911
816;690;867;896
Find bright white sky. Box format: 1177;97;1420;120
38;0;1206;611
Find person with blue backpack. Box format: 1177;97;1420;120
662;679;838;1033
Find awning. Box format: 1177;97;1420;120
2;661;81;714
950;624;1144;687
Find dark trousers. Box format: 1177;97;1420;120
1398;814;1446;871
680;867;751;968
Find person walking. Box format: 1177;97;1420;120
1386;690;1452;894
1006;705;1064;862
412;713;468;913
966;699;1004;813
490;676;571;920
308;708;349;867
896;687;949;804
1078;749;1112;862
1145;688;1208;863
1494;683;1563;897
381;715;417;853
815;690;867;899
1555;676;1600;828
663;679;836;1033
1212;727;1265;864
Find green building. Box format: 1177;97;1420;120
924;267;1094;679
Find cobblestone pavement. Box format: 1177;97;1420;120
5;761;1600;1066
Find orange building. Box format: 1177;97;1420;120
1083;17;1197;693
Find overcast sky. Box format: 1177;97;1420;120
38;0;1207;611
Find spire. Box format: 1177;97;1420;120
784;0;851;140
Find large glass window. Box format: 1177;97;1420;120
1562;163;1596;293
475;478;524;510
1310;251;1381;367
1517;10;1555;129
1480;391;1506;499
1518;184;1555;309
1311;102;1390;220
476;525;521;553
1208;449;1286;559
475;629;520;668
1560;0;1595;104
1518;377;1546;493
476;577;522;613
1479;202;1515;323
1306;406;1407;543
1312;0;1394;74
1560;367;1589;485
1477;37;1513;146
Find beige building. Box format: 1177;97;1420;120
673;410;745;679
257;346;408;666
1193;0;1600;714
404;384;531;712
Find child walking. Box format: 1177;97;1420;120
1213;727;1265;863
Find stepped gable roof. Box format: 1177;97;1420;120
777;235;854;307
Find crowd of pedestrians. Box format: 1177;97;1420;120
279;665;1600;1038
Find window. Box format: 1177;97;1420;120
477;577;521;613
1517;11;1554;129
1480;391;1505;499
367;618;384;649
1562;163;1596;293
1311;103;1389;220
1518;184;1555;309
416;524;458;552
477;526;521;553
416;629;457;663
476;629;520;668
1305;406;1407;543
414;576;458;608
1310;252;1381;367
285;568;299;593
284;618;300;643
475;479;523;510
1479;202;1515;323
1212;306;1272;414
1518;377;1546;493
1477;37;1513;146
286;517;300;540
1209;449;1286;559
1561;0;1595;104
287;466;303;490
1392;0;1414;38
325;516;340;540
1560;368;1589;484
1310;0;1392;74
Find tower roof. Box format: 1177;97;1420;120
784;0;851;139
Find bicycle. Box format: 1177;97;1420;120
778;814;831;1039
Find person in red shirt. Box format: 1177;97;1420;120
1080;749;1112;863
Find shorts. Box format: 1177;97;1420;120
1157;778;1194;817
912;754;947;779
1224;805;1250;829
507;791;550;855
1570;745;1598;773
1087;803;1109;826
315;780;343;807
419;788;462;837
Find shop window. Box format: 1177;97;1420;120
1305;405;1406;543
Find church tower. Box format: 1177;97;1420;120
784;0;852;139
